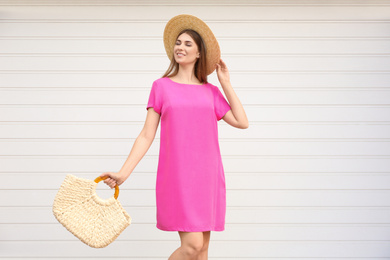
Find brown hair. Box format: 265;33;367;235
161;29;208;84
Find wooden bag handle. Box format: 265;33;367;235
94;176;119;199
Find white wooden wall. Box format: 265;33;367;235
1;0;390;259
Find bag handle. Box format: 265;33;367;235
94;176;119;199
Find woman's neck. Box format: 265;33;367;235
173;64;201;84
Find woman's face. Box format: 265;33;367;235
173;32;200;67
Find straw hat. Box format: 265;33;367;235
163;14;221;75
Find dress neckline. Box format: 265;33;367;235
166;77;206;86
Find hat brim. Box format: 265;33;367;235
163;14;221;76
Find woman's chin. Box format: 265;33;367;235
174;58;185;64
175;60;195;67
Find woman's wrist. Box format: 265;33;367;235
118;171;129;184
220;80;231;88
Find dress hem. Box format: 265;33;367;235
156;224;225;232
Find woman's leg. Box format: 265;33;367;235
168;231;203;260
198;231;211;260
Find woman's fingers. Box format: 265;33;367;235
100;172;121;188
103;177;117;188
107;181;116;189
220;59;227;69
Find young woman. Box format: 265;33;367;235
100;14;248;260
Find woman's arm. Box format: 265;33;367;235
216;59;249;129
118;108;160;179
100;108;160;188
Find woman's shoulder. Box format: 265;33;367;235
205;81;218;92
154;77;169;84
148;77;168;90
206;81;216;87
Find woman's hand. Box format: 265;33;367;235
99;172;126;188
216;58;230;84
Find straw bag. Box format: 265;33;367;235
52;174;131;248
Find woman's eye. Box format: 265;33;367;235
175;41;191;46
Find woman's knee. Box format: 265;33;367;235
179;232;204;256
181;244;203;257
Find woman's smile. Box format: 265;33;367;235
173;32;199;64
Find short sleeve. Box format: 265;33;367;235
146;80;162;115
213;85;231;121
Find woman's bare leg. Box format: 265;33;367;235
168;231;203;260
198;231;211;260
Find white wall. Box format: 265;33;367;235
1;0;390;259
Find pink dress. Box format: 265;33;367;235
146;76;231;232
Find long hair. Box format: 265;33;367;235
161;29;208;84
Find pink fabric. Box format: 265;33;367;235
146;77;231;232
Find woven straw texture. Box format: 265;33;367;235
163;14;221;76
52;174;131;248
